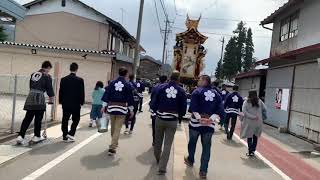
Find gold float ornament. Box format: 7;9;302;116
172;15;208;85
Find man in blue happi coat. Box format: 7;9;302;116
224;85;244;140
150;71;187;175
184;75;225;179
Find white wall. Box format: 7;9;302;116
297;0;320;48
26;0;108;24
270;0;320;55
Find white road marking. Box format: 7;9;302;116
233;133;292;180
22;132;102;180
22;99;150;180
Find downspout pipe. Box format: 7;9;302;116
262;24;273;31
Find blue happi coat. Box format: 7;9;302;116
149;83;162;117
224;91;244;115
129;80;140;103
101;76;134;115
136;81;145;98
221;89;229;102
150;81;187;121
189;86;225;133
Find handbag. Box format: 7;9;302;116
98;113;109;133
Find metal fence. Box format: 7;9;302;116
0;74;92;136
0;74;54;135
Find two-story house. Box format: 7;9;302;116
0;0;144;102
257;0;320;143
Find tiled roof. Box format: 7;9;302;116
23;0;145;52
260;0;303;25
256;42;320;64
235;70;267;80
0;41;116;55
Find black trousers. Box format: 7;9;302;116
139;97;143;111
19;110;45;138
247;135;258;154
224;113;238;139
151;115;156;144
125;102;139;131
61;108;81;138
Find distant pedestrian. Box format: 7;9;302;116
136;78;145;112
240;90;267;157
59;63;85;142
16;61;55;145
221;84;229;102
212;81;221;95
149;75;167;146
224;85;244;140
101;67;134;156
184;75;224;179
150;71;187;175
124;74;140;135
89;81;105;128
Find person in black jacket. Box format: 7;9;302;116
16;61;55;145
59;63;85;142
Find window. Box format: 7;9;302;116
280;11;299;42
119;40;124;54
61;0;66;7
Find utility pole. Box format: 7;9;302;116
220;37;225;61
161;19;172;74
219;36;225;80
161;19;169;65
120;8;126;24
133;0;144;80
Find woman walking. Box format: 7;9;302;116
89;81;105;127
240;90;267;157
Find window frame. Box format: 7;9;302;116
279;11;299;42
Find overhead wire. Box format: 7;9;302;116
153;0;164;39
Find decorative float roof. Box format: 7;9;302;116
176;15;208;44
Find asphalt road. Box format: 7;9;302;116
0;100;285;180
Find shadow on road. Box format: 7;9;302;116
80;151;121;170
136;147;154;165
28;140;72;155
143;164;168;180
220;139;243;148
240;156;270;169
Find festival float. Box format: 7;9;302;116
172;15;208;91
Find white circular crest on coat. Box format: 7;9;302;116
165;86;178;98
31;72;42;82
204;90;215;101
115;81;124;92
232;95;239;102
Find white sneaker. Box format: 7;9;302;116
92;121;97;128
16;136;25;145
66;134;75;142
124;129;130;135
31;136;45;143
129;130;133;134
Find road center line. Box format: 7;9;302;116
22;132;102;180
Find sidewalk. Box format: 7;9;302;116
234;121;320;180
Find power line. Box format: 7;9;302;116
175;13;260;23
171;26;271;38
159;0;169;20
153;0;164;39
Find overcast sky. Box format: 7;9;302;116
16;0;288;74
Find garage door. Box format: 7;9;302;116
289;62;320;143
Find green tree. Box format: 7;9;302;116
222;36;238;80
243;28;255;72
233;21;247;73
215;59;223;80
0;26;7;41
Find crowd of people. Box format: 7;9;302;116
16;60;267;179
